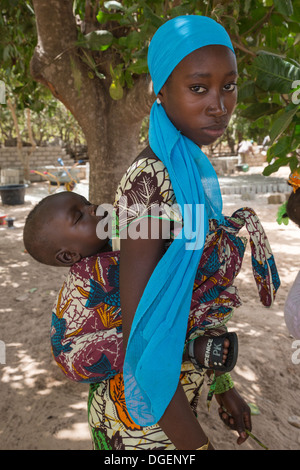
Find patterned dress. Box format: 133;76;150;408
50;149;280;450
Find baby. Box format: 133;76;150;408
23;191;111;267
23;190;236;373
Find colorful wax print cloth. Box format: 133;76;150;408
50;214;279;449
111;148;180;247
50;151;279;448
88;364;205;450
112;152;279;313
50;252;123;383
50;231;240;387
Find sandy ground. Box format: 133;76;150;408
0;169;299;451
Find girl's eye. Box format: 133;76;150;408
190;85;207;94
224;83;237;92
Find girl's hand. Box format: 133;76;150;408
215;387;252;445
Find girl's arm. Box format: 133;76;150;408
119;218;212;450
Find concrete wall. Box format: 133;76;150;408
0;146;77;184
242;151;268;166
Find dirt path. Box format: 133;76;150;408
0;177;299;450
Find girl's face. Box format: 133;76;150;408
159;45;238;147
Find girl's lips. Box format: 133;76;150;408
202;126;226;138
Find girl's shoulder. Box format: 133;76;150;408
114;146;175;206
125;145;167;179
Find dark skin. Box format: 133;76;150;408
120;45;251;450
38;192;110;266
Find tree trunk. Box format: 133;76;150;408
30;0;153;204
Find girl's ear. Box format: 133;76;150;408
157;88;164;104
55;249;81;266
157;81;168;105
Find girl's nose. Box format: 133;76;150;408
207;94;227;116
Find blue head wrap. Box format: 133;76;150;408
124;15;235;426
148;15;235;95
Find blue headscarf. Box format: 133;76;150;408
123;15;235;426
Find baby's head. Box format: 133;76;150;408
23;191;109;267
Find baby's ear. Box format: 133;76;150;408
55;249;81;266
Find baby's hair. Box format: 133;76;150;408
23;194;59;266
286;189;300;228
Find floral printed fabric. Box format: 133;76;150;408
50;153;280;449
51;252;123;383
112;152;181;250
88;365;205;450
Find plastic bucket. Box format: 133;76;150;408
0;184;26;205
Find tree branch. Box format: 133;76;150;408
231;39;256;57
242;6;275;37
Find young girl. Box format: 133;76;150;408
104;15;279;450
26;16;279;451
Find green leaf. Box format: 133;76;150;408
122;31;141;50
237;80;256;103
291;133;300;151
127;58;148;75
82;30;114;51
273;0;293;16
142;3;164;29
248;403;261;415
110;63;124;81
263;155;291;175
268;136;291;159
289;156;300;173
277;202;289;225
124;70;134;88
28;287;37;293
240;102;281;120
269;106;299;144
252;52;300;94
96;11;122;24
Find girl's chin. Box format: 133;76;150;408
198;128;226;146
